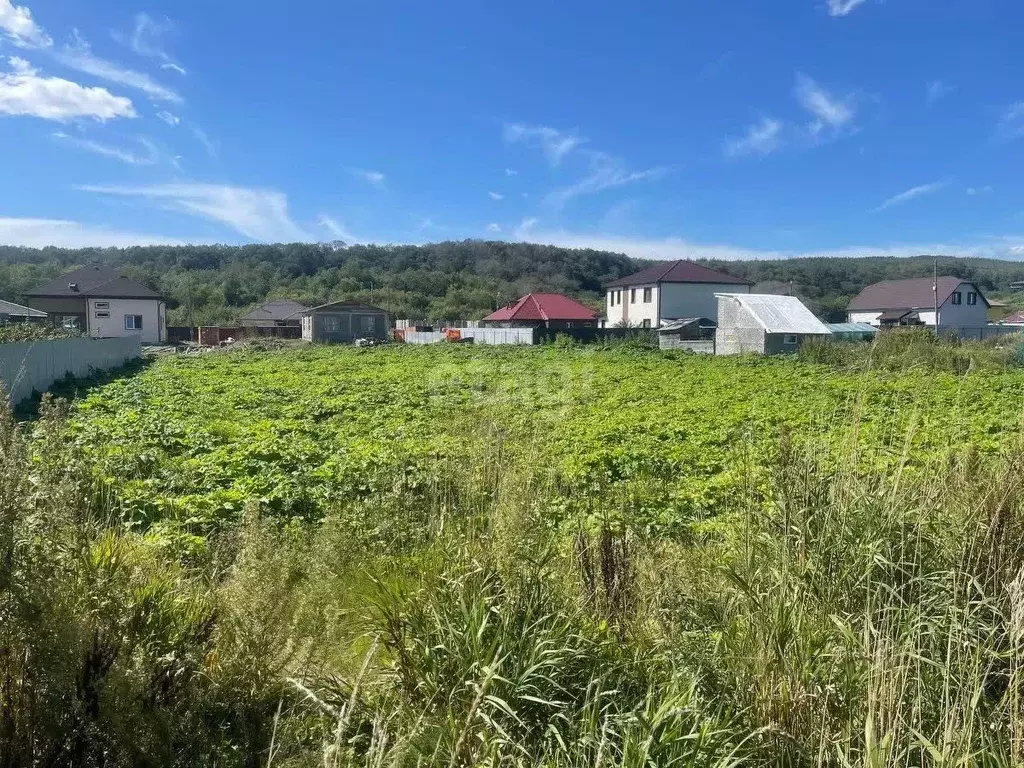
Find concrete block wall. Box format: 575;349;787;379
0;336;141;406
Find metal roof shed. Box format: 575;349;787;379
714;293;831;355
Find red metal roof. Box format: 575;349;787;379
484;293;599;322
847;276;989;311
605;260;752;288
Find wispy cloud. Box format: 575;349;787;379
188;123;217;157
78;183;311;242
519;217;538;233
156;110;180;126
488;191;504;200
503;122;582;165
486;223;501;232
57;32;182;104
52;131;158;164
504;168;517;176
545;151;667;209
723;117;784;158
0;216;189;247
871;180;949;213
0;0;50;48
827;0;867;17
926;79;954;105
126;13;186;75
0;57;135;121
966;185;993;196
350;168;386;189
317;214;357;243
794;74;856;139
997;102;1024;141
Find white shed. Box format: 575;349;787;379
715;293;832;355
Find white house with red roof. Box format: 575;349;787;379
846;276;989;333
482;293;599;329
604;260;752;328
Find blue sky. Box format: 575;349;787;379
1;0;1023;259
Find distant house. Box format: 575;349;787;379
238;299;309;328
657;317;716;352
604;260;752;328
826;322;878;341
846;277;989;334
25;265;166;343
999;312;1024;326
300;301;390;343
0;299;46;323
481;293;599;329
715;293;831;355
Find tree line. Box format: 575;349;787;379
1;241;1022;324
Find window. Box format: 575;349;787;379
643;287;652;303
323;315;342;332
93;301;109;309
783;334;798;345
609;292;616;307
967;292;977;305
60;315;80;331
360;315;377;333
641;319;651;328
951;292;962;305
124;314;143;330
630;288;636;304
95;311;110;318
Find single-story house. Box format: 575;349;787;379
715;293;831;355
300;301;390;343
482;293;599;329
657;317;716;351
825;322;878;341
25;264;166;343
846;276;989;335
604;260;752;328
999;312;1024;326
238;299;309;328
0;299;47;323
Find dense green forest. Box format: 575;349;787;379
1;241;1023;324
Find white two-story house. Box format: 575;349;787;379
25;265;167;344
846;276;989;335
604;260;753;328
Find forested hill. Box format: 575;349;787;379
1;241;1023;324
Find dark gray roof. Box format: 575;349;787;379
847;276;988;311
25;265;163;299
238;299;310;322
302;301;390;315
0;299;46;318
606;260;752;288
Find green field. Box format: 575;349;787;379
69;344;1024;534
8;341;1024;766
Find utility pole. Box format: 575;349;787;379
933;256;939;335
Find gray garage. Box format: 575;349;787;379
299;301;391;344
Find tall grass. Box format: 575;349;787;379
3;390;1024;764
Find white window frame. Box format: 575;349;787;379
94;301;110;309
951;291;963;306
967;292;977;306
360;315;377;333
124;314;143;330
323;315;342;332
95;311;110;318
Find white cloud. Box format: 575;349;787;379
52;131;158;164
128;13;186;74
0;0;51;48
505;168;517;176
871;181;949;213
827;0;867;17
966;185;993;196
156;110;180;126
78;183;310;242
317;214;357;243
997;102;1024;141
926;80;953;105
488;191;504;200
189;123;217;157
486;223;501;232
7;54;32;74
57;33;182;104
0;217;188;247
508;226;1024;261
503;122;582;165
545;151;667;209
519;217;538;232
795;74;856;138
0;59;136;121
724;117;784;158
350;168;386;188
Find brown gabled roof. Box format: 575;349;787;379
605;260;752;288
25;265;163;300
848;276;989;311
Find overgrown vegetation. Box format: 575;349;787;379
4;344;1024;764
